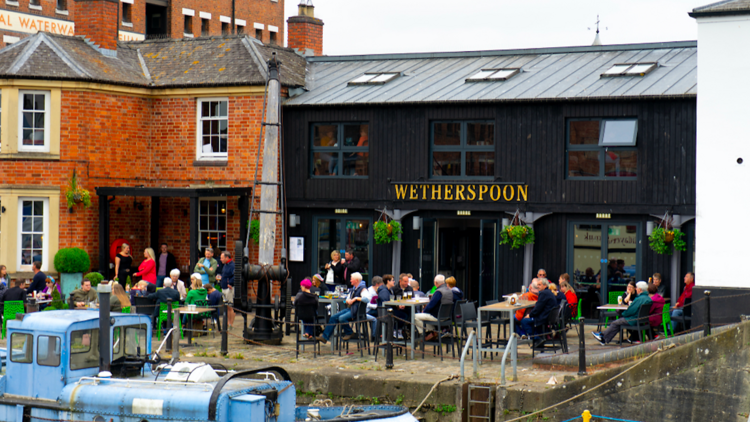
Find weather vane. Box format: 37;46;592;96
588;15;608;46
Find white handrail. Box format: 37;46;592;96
500;333;518;386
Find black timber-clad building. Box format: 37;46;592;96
282;41;698;309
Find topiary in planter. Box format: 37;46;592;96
83;272;104;287
53;248;91;274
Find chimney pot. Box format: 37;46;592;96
288;2;323;56
74;0;119;53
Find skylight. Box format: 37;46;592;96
348;72;400;86
466;68;520;82
601;63;657;78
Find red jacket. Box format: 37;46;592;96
135;259;156;284
649;293;665;327
564;289;578;314
675;283;694;308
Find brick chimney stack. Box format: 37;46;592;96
74;0;119;53
287;1;324;57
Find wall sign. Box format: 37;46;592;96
289;236;304;262
0;10;146;41
392;183;528;202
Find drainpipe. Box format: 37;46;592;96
232;0;236;35
98;282;112;375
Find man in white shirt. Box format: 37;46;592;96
361;276;383;337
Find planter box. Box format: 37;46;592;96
60;272;82;299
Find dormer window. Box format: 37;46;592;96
466;68;520;82
601;62;657;77
348;73;399;86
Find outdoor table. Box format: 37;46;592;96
163;306;213;346
319;296;346;352
597;304;629;311
476;300;536;381
383;297;430;359
502;292;523;298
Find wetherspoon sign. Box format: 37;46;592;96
0;10;145;41
392;183;528;202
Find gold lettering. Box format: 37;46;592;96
29;19;38;31
395;184;408;200
0;15;6;26
503;185;515;201
478;185;488;201
516;185;528;202
431;184;442;200
467;185;476;201
421;184;428;200
44;21;49;32
51;22;57;33
410;185;418;200
455;185;465;201
490;185;501;201
445;184;453;200
19;17;29;29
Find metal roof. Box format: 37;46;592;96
284;41;697;107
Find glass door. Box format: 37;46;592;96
420;219;437;292
313;217;371;282
479;219;498;306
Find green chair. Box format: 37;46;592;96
661;305;673;338
121;306;131;314
157;302;184;340
2;301;25;339
600;291;625;329
194;299;217;338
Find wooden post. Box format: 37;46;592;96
172;309;180;359
166;299;173;352
258;55;281;266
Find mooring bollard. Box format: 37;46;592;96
578;318;586;376
704;290;711;337
221;303;229;356
386;309;394;369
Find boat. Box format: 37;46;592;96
0;308;416;422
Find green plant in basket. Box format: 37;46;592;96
373;220;402;244
499;225;535;250
648;227;686;255
53;248;90;274
65;169;91;208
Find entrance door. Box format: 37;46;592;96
479;220;498;306
420;219;437;292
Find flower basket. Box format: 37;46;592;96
374;220;402;244
648;227;686;255
499;225;535;250
65;169;92;208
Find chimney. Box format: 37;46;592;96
287;1;324;57
74;0;119;54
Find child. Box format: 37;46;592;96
295;279;319;339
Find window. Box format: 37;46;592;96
18;198;47;269
567;118;638;179
431;121;494;178
112;324;148;361
348;73;399;86
311;123;369;177
255;28;262;40
201;18;209;36
70;329;99;370
222;22;229;35
315;217;371;282
122;3;132;24
18;91;50;152
56;0;66;11
269;31;277;45
197;98;228;159
37;335;61;367
199;199;227;252
237;25;244;35
601;63;657;78
184;16;193;36
10;333;32;363
29;0;40;5
466;68;520;82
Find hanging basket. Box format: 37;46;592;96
500;225;535;250
664;231;674;243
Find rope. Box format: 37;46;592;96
411;374;458;415
590;416;643;422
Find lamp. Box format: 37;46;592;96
412;216;420;230
289;214;297;228
502;218;510;229
646;221;654;236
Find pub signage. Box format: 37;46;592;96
393;183;528;202
0;10;146;41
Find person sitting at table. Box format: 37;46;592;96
409;279;426;298
186;274;207;304
652;273;670;300
148;278;180;329
623;281;637;305
205;284;223;332
4;279;27;303
70;280;98;308
295;279;319;339
362;276;384;335
166;269;187;302
514;278;540;329
371;275;396;339
391;274;414;338
42;276;61;298
549;282;561;303
446;276;463;301
671;272;695;333
593;281;652;345
311;274;328;296
130;280;150;301
559;275;578;320
519;278;557;339
414;275;453;343
647;283;665;339
112;282;131;313
97;280;122;313
316;272;366;344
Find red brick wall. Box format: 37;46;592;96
168;0;284;43
287;15;323;56
73;0;118;50
119;0;145;36
0;0;76;47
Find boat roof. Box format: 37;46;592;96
7;310;149;333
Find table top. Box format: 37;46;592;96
479;300;536;312
597;304;629;311
319;296;346;302
502;292;523;298
162;306;213;314
383;298;430;307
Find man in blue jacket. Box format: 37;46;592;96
216;251;235;327
519;278;557;338
593;281;652;345
316;272;365;344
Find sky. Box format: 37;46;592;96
284;0;699;56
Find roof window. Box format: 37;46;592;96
466;68;520;82
601;62;657;77
348;72;400;86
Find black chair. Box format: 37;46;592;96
456;301;493;359
671;297;692;333
421;303;454;361
485;299;510;348
133;296;156;316
618;303;652;345
374;306;407;362
294;307;319;359
452;299;468;350
531;301;568;357
338;302;370;357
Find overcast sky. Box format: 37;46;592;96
284;0;699;56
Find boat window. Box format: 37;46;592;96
125;325;148;356
37;335;61;367
112;327;122;360
70;329;100;370
10;333;32;363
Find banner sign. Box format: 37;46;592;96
0;10;146;42
392;183;528;202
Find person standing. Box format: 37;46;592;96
216;251;235;327
155;243;178;288
27;261;46;294
134;248;157;287
194;248;218;286
115;243;133;289
324;251;345;288
343;250;361;286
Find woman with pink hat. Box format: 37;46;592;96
295;278;319;339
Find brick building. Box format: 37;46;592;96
0;0;307;283
0;0;285;48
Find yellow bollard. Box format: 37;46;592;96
582;410;592;422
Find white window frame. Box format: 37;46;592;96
18;90;51;153
198;198;228;253
196;97;229;160
17;197;49;272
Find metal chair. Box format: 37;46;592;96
338;302;370;357
671;297;692;333
133;296;156;316
294;307;319;359
457;301;493;359
156;302;184;340
485;299;509;347
531;301;568;357
618;303;652;345
421;303;455;361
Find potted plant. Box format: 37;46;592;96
54;247;91;298
499;225;536;250
65;169;92;209
373;220;403;244
648;227;686;255
83;272;104;287
42;286;69;311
